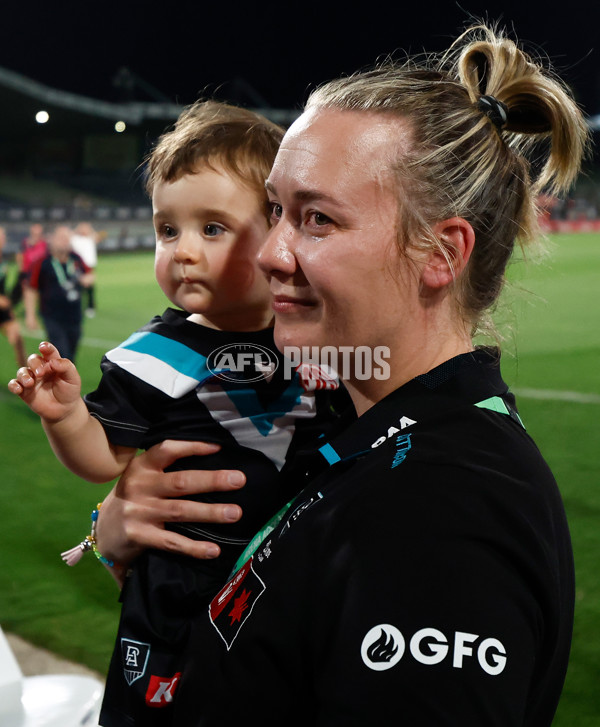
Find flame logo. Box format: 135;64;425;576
367;628;399;663
361;624;405;671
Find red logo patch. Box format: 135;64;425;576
145;672;181;708
210;558;265;649
296;363;339;391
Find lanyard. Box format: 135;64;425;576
230;496;296;575
51;256;76;289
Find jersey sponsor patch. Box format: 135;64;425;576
145;672;181;707
360;624;507;675
210;558;265;649
361;625;405;671
121;638;151;685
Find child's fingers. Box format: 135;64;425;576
26;352;46;374
11;367;36;391
7;378;24;395
38;341;62;361
47;357;81;385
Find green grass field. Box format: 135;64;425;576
0;237;599;723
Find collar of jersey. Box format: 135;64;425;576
314;347;509;469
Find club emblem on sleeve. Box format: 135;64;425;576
121;638;151;685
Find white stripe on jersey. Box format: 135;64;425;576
105;347;202;398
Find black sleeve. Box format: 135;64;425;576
308;464;563;726
84;357;153;448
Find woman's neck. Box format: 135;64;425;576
345;327;474;417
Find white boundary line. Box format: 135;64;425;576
23;329;119;350
513;388;600;405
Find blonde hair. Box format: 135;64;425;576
145;100;284;213
306;25;589;334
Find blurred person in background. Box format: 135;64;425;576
0;226;26;366
24;224;93;362
71;221;100;317
11;222;48;306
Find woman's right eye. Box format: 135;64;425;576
268;202;283;225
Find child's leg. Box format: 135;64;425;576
100;550;228;727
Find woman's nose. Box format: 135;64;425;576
258;222;297;277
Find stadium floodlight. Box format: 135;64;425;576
35;110;49;124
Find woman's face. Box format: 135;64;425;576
259;108;421;359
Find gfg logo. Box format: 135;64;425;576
361;624;507;675
206;343;279;383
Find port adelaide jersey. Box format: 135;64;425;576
85;307;335;542
173;348;574;726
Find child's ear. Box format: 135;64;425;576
421;217;475;289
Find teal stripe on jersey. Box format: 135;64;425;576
475;395;525;429
319;442;341;465
225;382;305;437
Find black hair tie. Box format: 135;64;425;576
477;95;508;130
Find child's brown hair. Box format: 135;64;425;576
145;100;285;209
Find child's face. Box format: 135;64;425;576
153;165;273;331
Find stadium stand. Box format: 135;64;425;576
0;65;300;255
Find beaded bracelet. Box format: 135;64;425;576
61;502;114;568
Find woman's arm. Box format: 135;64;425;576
94;439;246;586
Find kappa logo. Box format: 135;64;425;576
210;558;265;649
146;672;182;708
121;638;151;685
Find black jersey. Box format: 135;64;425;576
85;307;334;543
173;348;574;727
92;309;346;727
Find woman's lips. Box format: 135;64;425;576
271;294;316;313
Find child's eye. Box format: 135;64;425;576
160;224;177;239
204;223;225;237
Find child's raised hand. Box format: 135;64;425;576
7;341;83;422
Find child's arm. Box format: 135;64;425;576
8;341;136;482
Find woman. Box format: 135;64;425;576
96;25;588;725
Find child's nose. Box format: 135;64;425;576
173;233;206;265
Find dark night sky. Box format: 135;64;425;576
2;1;600;116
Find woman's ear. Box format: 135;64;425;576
421;217;475;289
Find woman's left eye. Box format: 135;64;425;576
307;211;333;228
313;212;332;226
204;224;225;237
